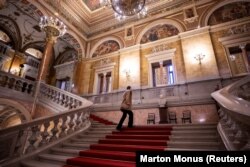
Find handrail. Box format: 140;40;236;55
39;83;93;111
0;71;93;112
0;106;92;164
0;71;35;95
83;78;227;108
211;75;250;150
0;71;94;164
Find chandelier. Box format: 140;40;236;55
39;16;67;38
100;0;147;21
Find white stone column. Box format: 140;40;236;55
239;44;250;73
102;72;107;93
159;61;164;85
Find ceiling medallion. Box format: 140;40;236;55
100;0;147;21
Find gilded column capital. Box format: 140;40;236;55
239;43;246;50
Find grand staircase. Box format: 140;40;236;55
20;117;225;167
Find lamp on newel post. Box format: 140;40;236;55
31;16;66;118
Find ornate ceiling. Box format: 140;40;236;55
37;0;189;37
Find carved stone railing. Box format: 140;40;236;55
0;106;92;165
39;83;93;112
0;71;35;95
0;43;13;63
83;79;224;109
0;71;93;112
211;75;250;150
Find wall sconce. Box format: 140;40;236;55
123;69;131;81
229;55;236;61
194;53;205;64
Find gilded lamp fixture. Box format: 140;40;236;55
39;16;67;38
100;0;147;21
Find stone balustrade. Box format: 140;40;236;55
0;71;93;112
83;78;225;108
39;83;93;111
212;75;250;150
0;107;92;164
0;71;35;95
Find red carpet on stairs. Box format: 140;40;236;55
90;114;116;125
64;125;172;167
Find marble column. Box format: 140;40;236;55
239;44;250;73
37;37;56;82
102;72;107;93
31;16;66;118
159;61;164;85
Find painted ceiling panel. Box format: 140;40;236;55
82;0;102;11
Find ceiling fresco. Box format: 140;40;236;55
82;0;102;11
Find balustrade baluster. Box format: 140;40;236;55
60;94;65;106
52;90;56;102
3;76;9;88
75;112;82;130
14;80;21;91
48;89;52;99
69;97;74;109
39;121;50;147
81;111;90;127
64;96;69;108
27;84;33;94
26;125;40;153
21;82;28;93
55;92;59;103
60;117;68;137
79;101;82;107
71;99;76;108
50;119;59;142
67;114;75;134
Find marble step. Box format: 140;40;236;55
172;125;217;130
167;141;222;149
169;135;219;142
84;130;113;134
90;125;116;129
21;159;62;167
70;137;101;143
62;142;90;149
38;154;70;164
171;130;217;135
50;147;82;156
165;147;223;151
77;133;108;138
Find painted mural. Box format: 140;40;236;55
208;2;250;25
140;24;179;44
82;0;101;11
92;40;120;57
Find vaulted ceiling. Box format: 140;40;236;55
35;0;191;37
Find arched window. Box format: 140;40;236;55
0;30;10;43
22;48;42;81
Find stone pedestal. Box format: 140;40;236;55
159;106;168;124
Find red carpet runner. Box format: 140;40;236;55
64;124;172;167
